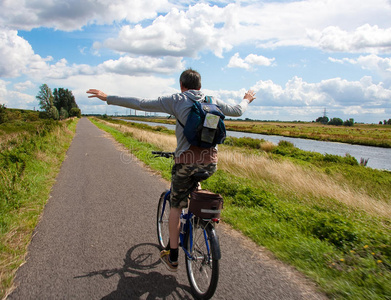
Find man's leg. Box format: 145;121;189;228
160;206;181;271
160;164;189;271
167;206;181;265
169;206;181;250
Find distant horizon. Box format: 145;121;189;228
4;105;389;125
1;0;390;124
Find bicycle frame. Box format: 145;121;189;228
160;190;212;262
155;150;220;299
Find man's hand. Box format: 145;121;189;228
86;89;107;101
244;90;256;103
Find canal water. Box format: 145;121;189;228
121;119;391;171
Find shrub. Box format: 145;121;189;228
8;110;21;121
38;107;59;120
328;117;343;126
322;153;358;166
48;106;59;120
60;107;69;119
223;136;263;149
278;140;294;148
310;215;359;248
24;112;39;122
343;118;354;126
260;141;276;152
69;108;81;118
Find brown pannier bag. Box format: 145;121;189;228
189;189;223;219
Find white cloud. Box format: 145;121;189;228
93;0;391;59
251;77;327;107
28;58;95;80
25;55;183;81
0;80;7;102
0;28;96;82
97;4;233;58
227;53;250;69
251;76;391;109
100;56;185;75
227;53;275;69
64;73;178;115
308;25;391;53
329;54;391;82
0;28;51;78
0;27;184;84
356;55;391;73
13;80;36;91
3;0;391;60
0;0;171;31
202;88;248;107
0;79;36;109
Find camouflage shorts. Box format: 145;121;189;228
170;163;217;208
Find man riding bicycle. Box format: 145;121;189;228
87;68;256;271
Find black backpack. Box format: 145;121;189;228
178;96;226;148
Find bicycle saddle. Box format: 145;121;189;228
192;171;210;181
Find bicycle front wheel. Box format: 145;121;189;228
157;191;170;250
185;218;219;300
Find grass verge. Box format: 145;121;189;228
0;118;78;298
91;117;391;300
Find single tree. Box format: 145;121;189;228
37;84;54;111
36;84;58;119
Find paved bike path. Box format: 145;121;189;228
8;118;326;299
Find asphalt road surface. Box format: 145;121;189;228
7;118;327;300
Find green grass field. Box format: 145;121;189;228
91;117;391;300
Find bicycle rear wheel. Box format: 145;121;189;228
157;191;170;250
185;218;219;300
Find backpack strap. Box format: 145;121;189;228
177;95;212;128
177;118;185;128
204;96;213;103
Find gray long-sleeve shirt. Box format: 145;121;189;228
107;90;249;156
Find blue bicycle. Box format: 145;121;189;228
154;151;222;300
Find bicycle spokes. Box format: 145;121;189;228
185;219;219;299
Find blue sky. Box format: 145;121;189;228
1;0;391;123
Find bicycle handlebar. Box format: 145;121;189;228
152;151;175;158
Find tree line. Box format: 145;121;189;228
379;119;391;125
315;115;391;126
36;84;81;119
315;116;355;126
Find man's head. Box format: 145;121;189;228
180;68;201;91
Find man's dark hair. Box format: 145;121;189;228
180;68;201;90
